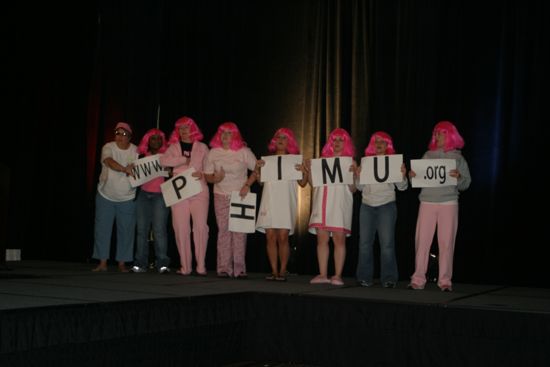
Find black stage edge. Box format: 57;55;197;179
1;261;549;367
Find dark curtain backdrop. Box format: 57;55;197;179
5;0;548;286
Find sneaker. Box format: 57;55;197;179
158;266;170;274
358;280;373;287
310;275;331;284
330;276;344;286
383;281;396;289
130;266;147;273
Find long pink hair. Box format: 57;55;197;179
428;121;464;152
209;122;246;151
167;116;204;145
268;127;300;154
364;131;396;156
137;128;168;155
321;128;355;157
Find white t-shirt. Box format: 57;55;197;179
97;141;138;202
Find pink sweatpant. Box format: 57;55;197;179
214;194;247;277
171;190;209;274
411;202;458;287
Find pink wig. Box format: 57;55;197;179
137;128;168;155
167;116;204;145
209;122;246;150
321;128;355;157
268;127;300;154
364;131;396;156
428;121;465;152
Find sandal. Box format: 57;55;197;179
275;275;287;282
265;273;277;281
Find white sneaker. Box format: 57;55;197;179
131;266;147;273
158;266;170;274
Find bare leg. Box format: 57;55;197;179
265;229;278;276
316;230;330;277
332;232;346;278
277;229;290;276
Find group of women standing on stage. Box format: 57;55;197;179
92;118;471;292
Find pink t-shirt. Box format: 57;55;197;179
204;147;257;195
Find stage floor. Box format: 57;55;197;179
1;260;549;313
1;261;549;367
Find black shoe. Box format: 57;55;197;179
358;280;373;287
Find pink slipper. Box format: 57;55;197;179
330;276;344;286
310;275;331;284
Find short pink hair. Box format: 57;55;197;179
268;127;300;154
364;131;396;156
209;122;246;151
321;128;355;157
428;121;464;152
167;116;204;145
137;128;168;155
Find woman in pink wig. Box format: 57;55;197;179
160;116;210;276
92;122;138;272
355;131;408;288
256;128;308;281
308;128;357;286
204;122;258;278
408;121;471;291
132;128;171;274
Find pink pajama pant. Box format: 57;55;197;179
171;190;209;274
214;193;247;277
411;202;459;287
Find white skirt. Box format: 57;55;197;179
308;185;353;237
256;180;298;235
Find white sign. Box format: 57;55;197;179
360;154;403;184
310;157;354;187
129;154;169;187
410;159;457;188
260;154;303;182
228;191;257;233
160;168;203;207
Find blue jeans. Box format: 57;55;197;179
356;201;398;283
135;190;170;269
93;192;136;262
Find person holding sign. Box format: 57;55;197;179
408;121;471;292
160;117;210;276
131;128;171;274
308;128;356;286
204;122;258;279
92;122;138;272
256;128;308;281
355;131;408;288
